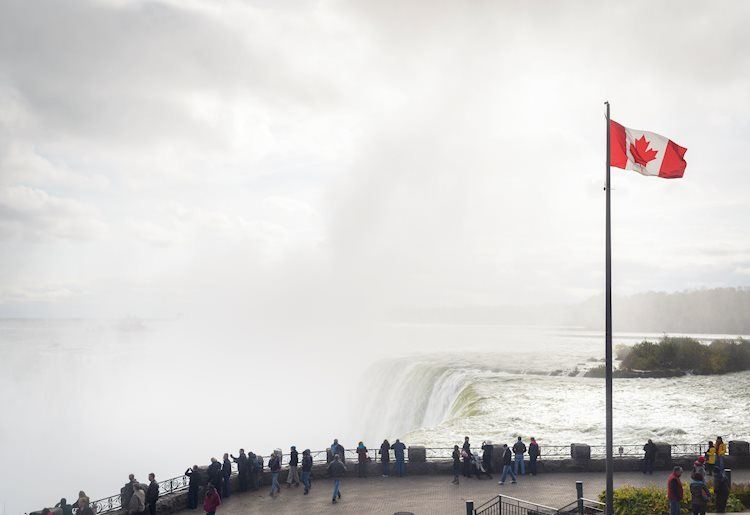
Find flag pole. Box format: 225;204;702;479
604;100;614;514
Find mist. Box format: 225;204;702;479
2;0;750;513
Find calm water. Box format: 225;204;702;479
1;319;746;513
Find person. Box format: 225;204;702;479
327;453;347;504
331;439;346;463
472;450;492;479
528;437;540;476
498;444;517;485
715;470;730;513
220;453;231;498
301;449;313;495
462;437;472;477
287;446;300;487
512;436;526;475
230;449;247;492
74;492;91;513
356;441;369;478
379;439;391;477
692;456;706;478
121;475;138;510
481;441;494;475
392;439;406;477
268;450;282;497
145;473;159;515
256;453;265;489
643;439;657;475
203;485;221;515
54;499;74;515
128;484;146;515
207;458;222;493
690;472;710;515
667;466;684;515
246;451;258;490
716;436;727;475
705;441;716;476
185;466;202;510
452;445;461;484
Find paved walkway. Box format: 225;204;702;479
184;470;750;514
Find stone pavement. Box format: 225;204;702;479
182;469;750;514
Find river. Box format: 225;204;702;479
1;319;746;513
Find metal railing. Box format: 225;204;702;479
474;495;559;515
557;498;607;514
79;441;716;513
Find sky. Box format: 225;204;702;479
1;0;750;320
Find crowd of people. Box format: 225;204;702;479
451;436;541;485
665;436;731;515
50;434;734;513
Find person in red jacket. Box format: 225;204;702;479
203;485;221;515
667;466;683;515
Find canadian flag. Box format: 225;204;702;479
610;120;687;178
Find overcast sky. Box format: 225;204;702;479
1;0;749;319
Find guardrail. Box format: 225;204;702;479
78;441;715;514
473;494;559;515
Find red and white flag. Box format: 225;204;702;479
609;120;687;178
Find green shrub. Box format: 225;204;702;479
599;483;746;514
619;336;749;374
731;482;750;509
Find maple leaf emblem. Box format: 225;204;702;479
630;135;658;166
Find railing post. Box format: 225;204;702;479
576;481;584;515
498;494;503;515
726;468;732;488
465;499;474;515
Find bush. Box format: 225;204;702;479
599;483;747;514
731;482;750;509
619;336;750;374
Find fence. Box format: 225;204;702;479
81;442;712;513
471;495;559;515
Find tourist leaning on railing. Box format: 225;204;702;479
643;438;657;474
706;441;717;476
512;436;527;476
356;441;369;477
717;436;727;474
120;475;138;509
392;439;406;477
229;449;248;492
379;439;391;477
528;437;540;475
184;465;201;510
220;455;231;499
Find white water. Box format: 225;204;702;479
1;320;747;514
356;324;750;450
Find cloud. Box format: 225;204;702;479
0;185;106;240
1;0;750;317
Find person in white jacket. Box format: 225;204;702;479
128;484;146;515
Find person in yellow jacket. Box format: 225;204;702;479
705;441;716;476
716;436;727;475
